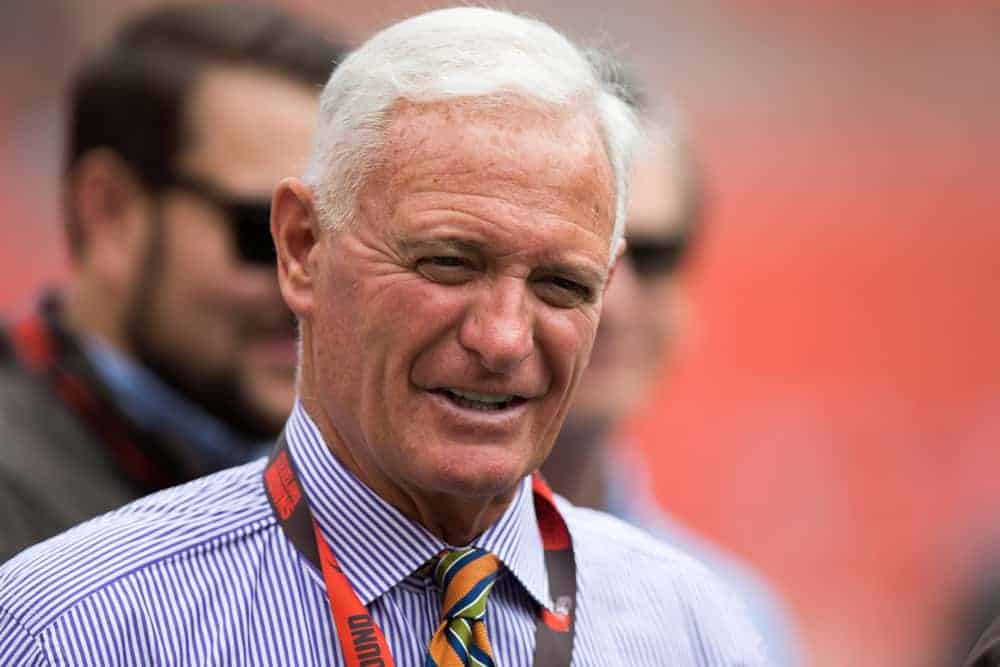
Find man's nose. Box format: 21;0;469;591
458;279;534;375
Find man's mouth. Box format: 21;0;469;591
433;388;528;412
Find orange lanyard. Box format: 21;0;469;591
263;435;577;666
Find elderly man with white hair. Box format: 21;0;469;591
0;7;764;665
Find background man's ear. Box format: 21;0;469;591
271;177;319;318
69;149;151;285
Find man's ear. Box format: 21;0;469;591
69;149;149;285
271;178;319;318
603;236;628;296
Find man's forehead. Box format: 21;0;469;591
180;64;320;193
627;146;685;239
371;99;617;243
382;99;610;168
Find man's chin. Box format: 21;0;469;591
415;452;532;502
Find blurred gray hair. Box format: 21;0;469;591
302;6;641;255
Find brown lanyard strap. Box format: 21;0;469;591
263;434;577;667
6;304;186;492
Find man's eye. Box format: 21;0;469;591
534;276;593;308
426;256;465;267
415;256;474;284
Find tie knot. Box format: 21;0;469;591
434;548;501;621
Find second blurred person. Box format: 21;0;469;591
0;3;345;560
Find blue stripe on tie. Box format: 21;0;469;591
440;549;487;592
446;626;469;663
425;654;440;667
444;570;499;619
469;642;496;667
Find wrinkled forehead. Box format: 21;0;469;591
370;99;618;243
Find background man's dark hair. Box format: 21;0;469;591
66;2;346;254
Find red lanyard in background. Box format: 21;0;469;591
263;435;577;667
6;304;188;491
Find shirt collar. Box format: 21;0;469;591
284;401;551;610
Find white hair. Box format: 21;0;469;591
302;6;641;256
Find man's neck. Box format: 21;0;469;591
404;490;515;546
299;394;518;546
541;416;614;511
63;277;131;355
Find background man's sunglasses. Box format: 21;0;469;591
625;235;690;279
163;173;275;266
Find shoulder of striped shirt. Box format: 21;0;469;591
555;495;715;567
557;496;768;658
562;497;758;593
0;458;276;634
559;497;762;605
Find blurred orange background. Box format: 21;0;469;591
2;1;999;664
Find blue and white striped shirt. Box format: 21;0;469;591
0;403;765;665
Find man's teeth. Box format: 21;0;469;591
450;389;512;403
442;389;517;410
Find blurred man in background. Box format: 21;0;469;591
0;3;345;561
541;94;800;664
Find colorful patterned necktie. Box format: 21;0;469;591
426;547;502;667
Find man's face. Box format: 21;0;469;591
568;143;690;425
128;65;318;437
300;102;617;500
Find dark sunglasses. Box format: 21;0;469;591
163;173;276;266
625;234;690;279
